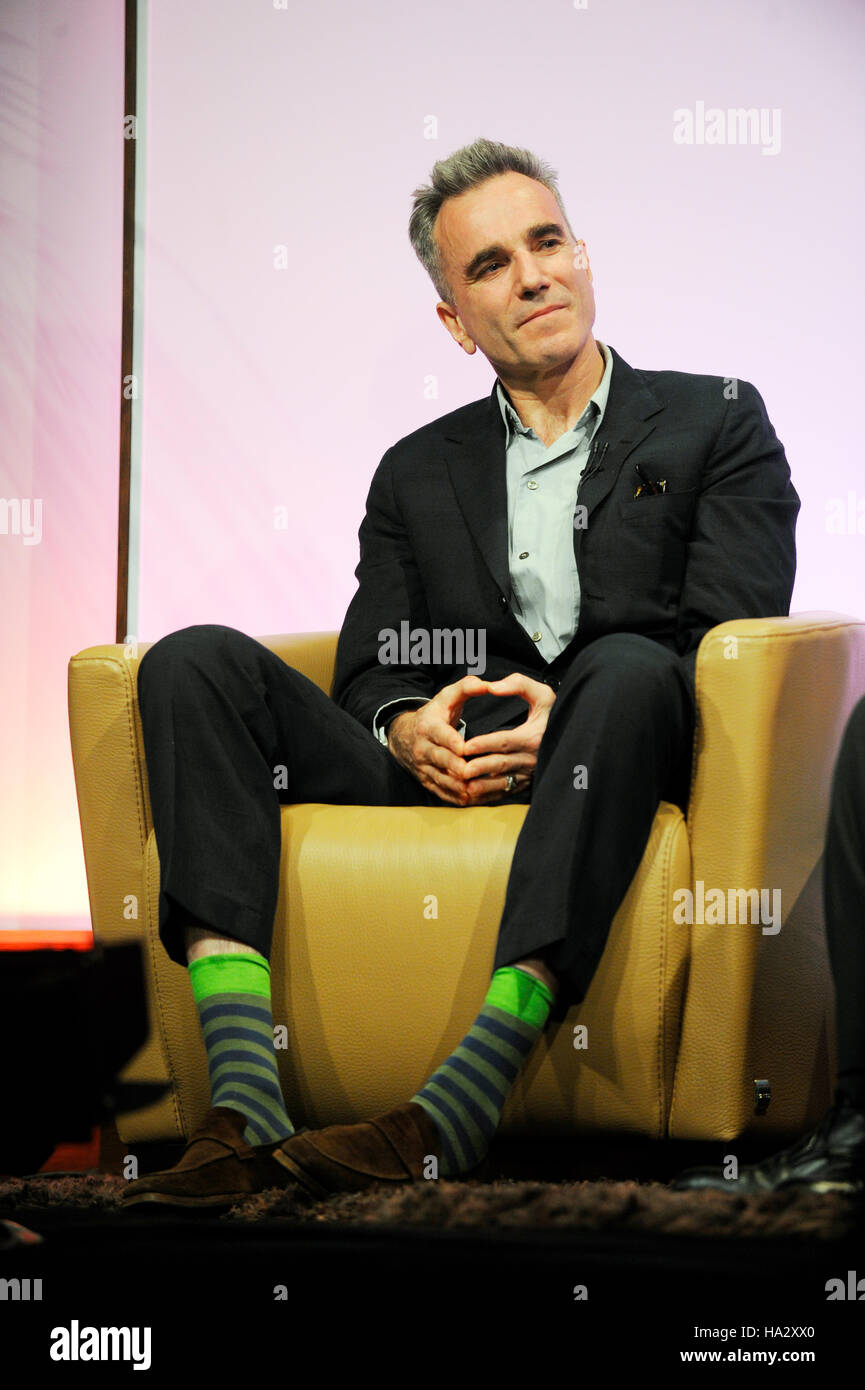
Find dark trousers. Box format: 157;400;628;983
136;625;695;1016
824;695;865;1099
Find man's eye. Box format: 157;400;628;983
479;242;558;276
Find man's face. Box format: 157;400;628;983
433;171;595;381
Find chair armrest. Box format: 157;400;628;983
252;631;338;695
688;610;865;890
68;642;155;945
670;610;865;1137
68;632;340;945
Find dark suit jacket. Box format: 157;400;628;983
333;343;800;738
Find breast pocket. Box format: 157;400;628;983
602;488;697;619
619;488;697;534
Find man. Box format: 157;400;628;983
122;137;799;1209
674;696;865;1193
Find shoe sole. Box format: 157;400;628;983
672;1178;864;1195
271;1147;333;1199
120;1190;247;1210
797;1179;864;1195
271;1143;463;1194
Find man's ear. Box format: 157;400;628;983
436;301;476;356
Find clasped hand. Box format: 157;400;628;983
386;673;556;807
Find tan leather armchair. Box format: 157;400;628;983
67;614;865;1148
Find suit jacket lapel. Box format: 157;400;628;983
443;396;512;600
573;345;664;566
441;343;665;601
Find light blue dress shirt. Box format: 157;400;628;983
373;339;614;744
497;338;613;662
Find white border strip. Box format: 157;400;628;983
125;0;147;643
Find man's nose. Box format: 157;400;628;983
512;252;550;294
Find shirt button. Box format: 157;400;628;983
527;479;539;490
519;551;529;559
499;594;509;609
532;631;542;642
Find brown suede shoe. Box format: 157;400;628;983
121;1106;290;1210
271;1101;442;1197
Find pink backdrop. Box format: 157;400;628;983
2;0;863;934
1;0;124;933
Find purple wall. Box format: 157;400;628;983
1;1;124;931
136;0;865;642
1;0;863;932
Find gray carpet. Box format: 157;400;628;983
1;1171;859;1239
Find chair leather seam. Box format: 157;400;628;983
145;832;185;1137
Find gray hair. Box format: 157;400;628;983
408;136;576;304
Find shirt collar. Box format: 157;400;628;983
496;339;613;443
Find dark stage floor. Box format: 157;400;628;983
2;1156;864;1374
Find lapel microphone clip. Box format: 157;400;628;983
582;439;608;485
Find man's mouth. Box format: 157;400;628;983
521;306;565;325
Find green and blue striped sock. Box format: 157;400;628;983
411;965;554;1177
188;952;295;1147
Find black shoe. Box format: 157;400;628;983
670;1092;865;1194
